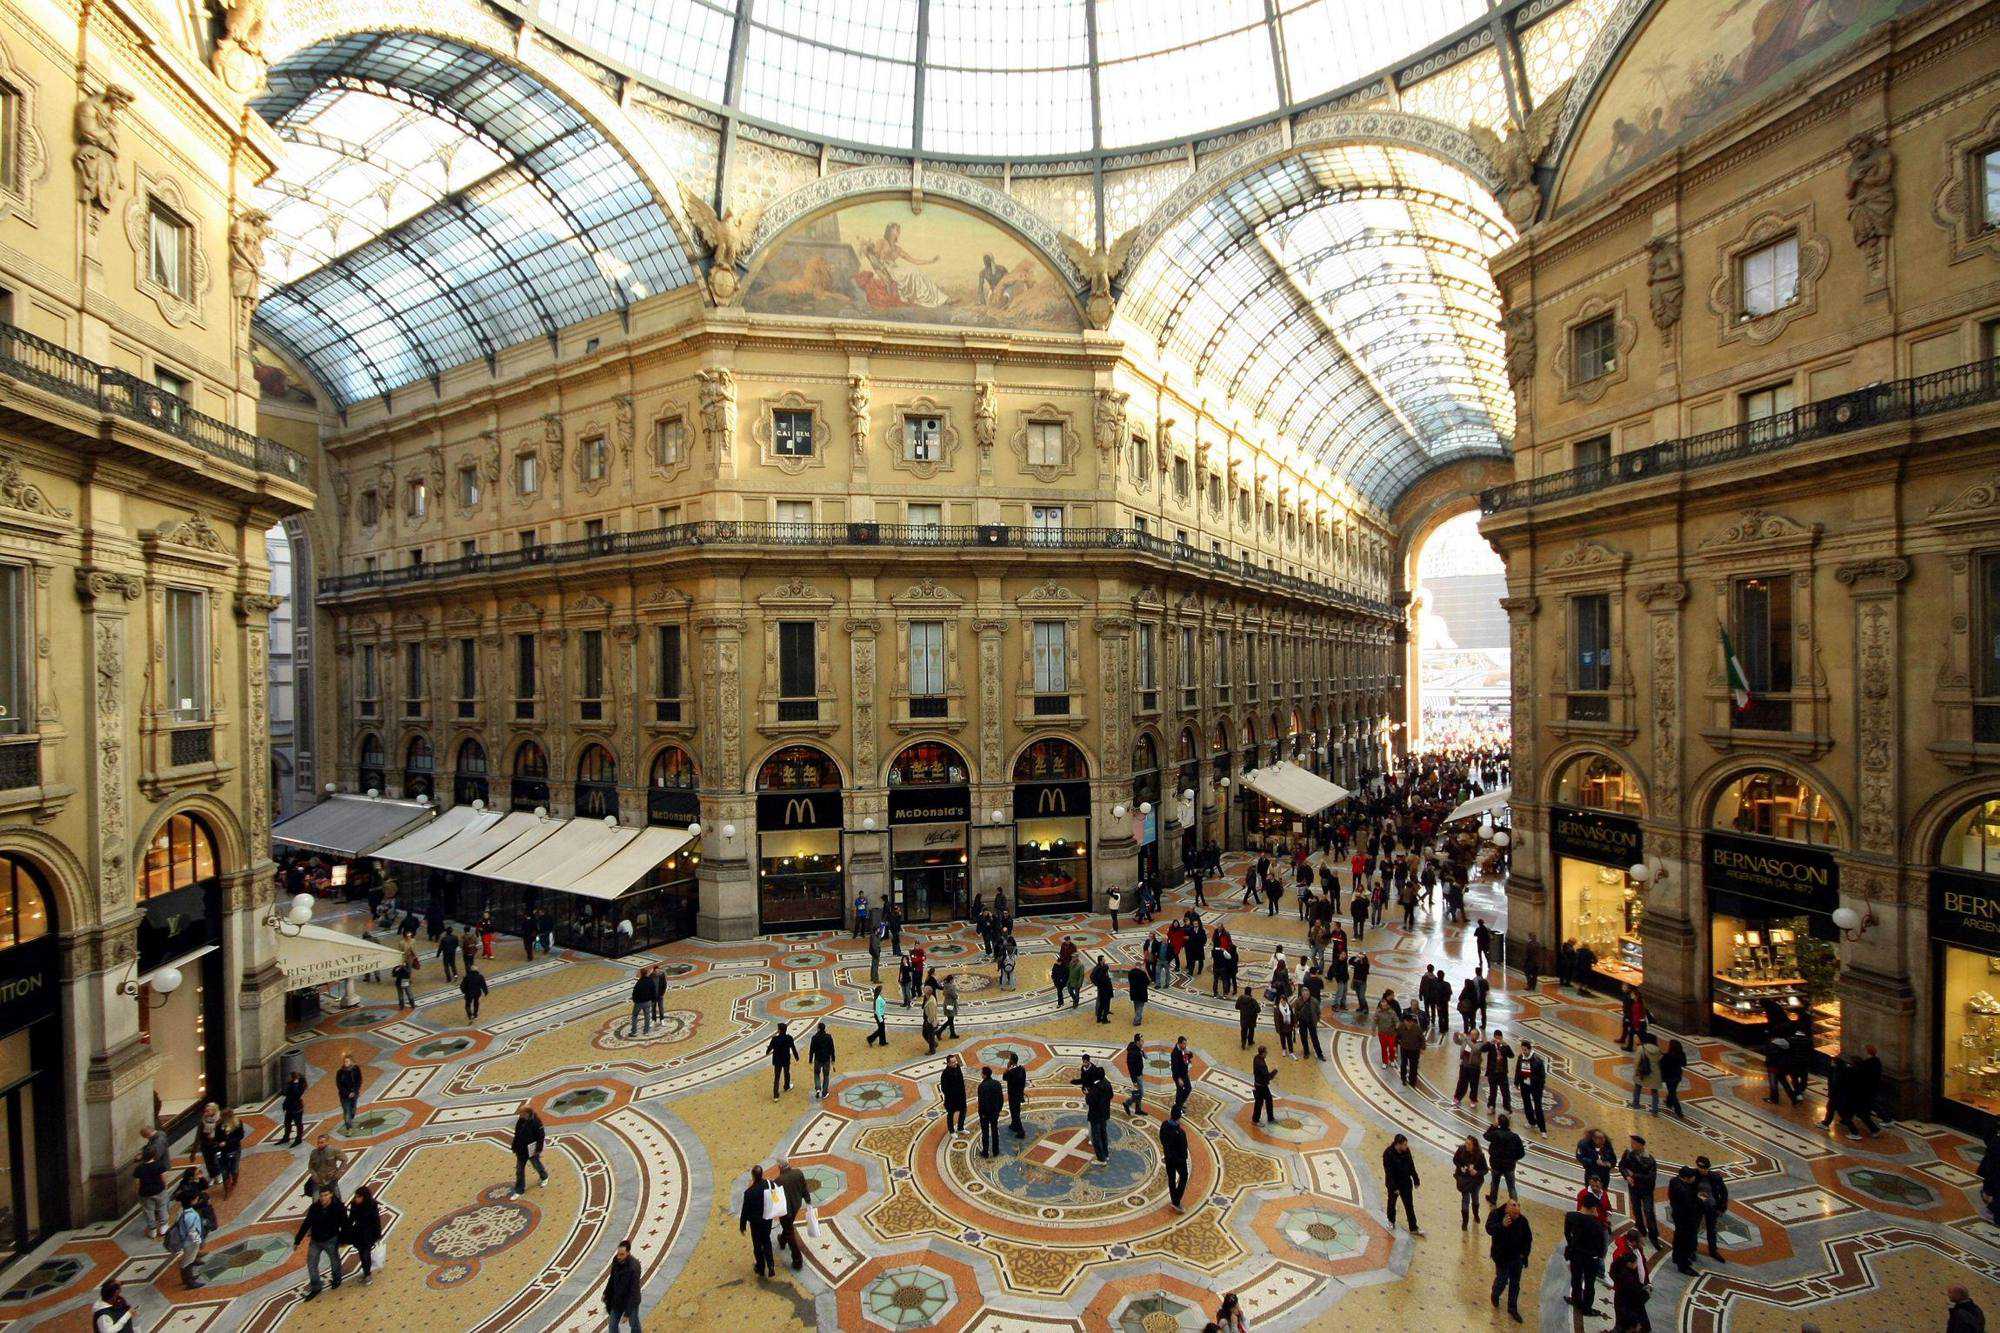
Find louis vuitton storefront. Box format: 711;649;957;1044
756;745;846;933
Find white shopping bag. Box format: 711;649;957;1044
805;1204;820;1238
763;1188;786;1221
372;1242;386;1272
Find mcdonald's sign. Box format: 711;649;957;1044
1014;780;1090;819
757;790;842;830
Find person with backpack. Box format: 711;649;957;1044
167;1196;209;1290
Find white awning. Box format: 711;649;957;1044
272;795;434;857
372;805;502;868
1242;761;1350;817
417;811;559;872
563;825;696;901
1446;786;1512;824
273;922;405;989
470;817;639;891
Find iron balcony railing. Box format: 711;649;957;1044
320;520;1395;615
1480;356;2000;515
0;322;311;485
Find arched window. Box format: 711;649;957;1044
1710;769;1836;845
646;745;700;826
1942;797;2000;876
1554;753;1644;817
575;744;619;819
140;812;218;901
404;736;435;799
758;744;841;791
1013;738;1087;783
889;740;968;787
454;738;489;807
511;739;550;812
0;853;52;948
357;733;385;793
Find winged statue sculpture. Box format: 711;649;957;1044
1466;79;1573;230
1058;227;1140;330
679;183;763;305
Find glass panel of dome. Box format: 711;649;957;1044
537;0;736;104
922;65;1093;156
739;24;916;146
1095;3;1278;147
758;0;919;52
1518;0;1622;104
1276;0;1487;103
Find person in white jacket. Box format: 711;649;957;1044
92;1279;135;1333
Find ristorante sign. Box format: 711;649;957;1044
1703;831;1839;916
1932;869;2000;953
1549;807;1642;869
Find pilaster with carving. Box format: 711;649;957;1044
1636;580;1687;822
697;616;745;786
974;620;1006;778
77;569;142;916
1836;556;1910;855
236;593;284;850
847;619;879;780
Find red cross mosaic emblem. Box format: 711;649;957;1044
1024;1126;1097;1175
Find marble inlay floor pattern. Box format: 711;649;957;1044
4;856;1996;1330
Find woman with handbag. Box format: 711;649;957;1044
346;1184;383;1282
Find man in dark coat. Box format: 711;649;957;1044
510;1105;548;1195
1160;1106;1190;1209
1092;958;1115;1023
1381;1134;1422;1233
1667;1165;1701;1274
976;1067;1004;1159
1693;1155;1729;1260
738;1166;775;1277
1169;1036;1194;1116
1485;1199;1532;1322
1122;1033;1147;1115
1004;1053;1029;1138
1563;1205;1608;1314
766;1022;800;1099
940;1054;968;1133
808;1020;836;1099
459;963;488;1021
1515;1040;1548;1133
1483;1115;1524;1204
602;1239;643;1332
1127;963;1150;1024
1252;1045;1276;1124
1236;991;1261;1048
1084;1065;1115;1162
772;1157;811;1271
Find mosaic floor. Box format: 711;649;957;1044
5;858;1998;1331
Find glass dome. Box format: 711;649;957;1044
531;0;1493;157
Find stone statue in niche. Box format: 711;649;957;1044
1645;236;1684;332
973;380;998;455
229;208;271;339
847;375;871;460
1845;131;1896;264
1501;305;1536;388
73;85;134;216
679;184;762;305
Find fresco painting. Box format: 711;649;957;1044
1560;0;1929;205
744;199;1082;333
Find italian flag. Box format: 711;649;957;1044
1721;626;1752;711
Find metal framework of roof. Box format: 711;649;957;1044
249;32;697;410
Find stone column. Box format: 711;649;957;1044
1498;595;1545;957
695;614;753;939
845;618;885;927
1634;579;1701;1029
973;617;1008;901
1834;555;1918;1110
1095;615;1137;908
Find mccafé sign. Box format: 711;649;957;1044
1932;869;2000;952
1702;831;1839;916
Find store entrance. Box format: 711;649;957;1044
895;858;967;924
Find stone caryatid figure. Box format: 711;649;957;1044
229;208;272;337
1058;228;1139;330
679;184;761;305
697;367;738;464
1466;80;1572;230
973;380;998;454
74;85;135;215
847;375;871;459
1501;304;1536;391
1645;236;1684;332
1845;131;1896;262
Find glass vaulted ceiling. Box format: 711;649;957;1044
249;33;696;410
1121;145;1516;504
533;0;1491;157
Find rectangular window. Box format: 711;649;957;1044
1133;516;1148;537
655;416;686;467
903;415;942;462
772;409;814;457
775;500;812;533
154;367;190;426
1571;312;1619;382
656;624;682;698
358;490;380;527
1742;381;1797;424
1030;505;1063;545
581;435;607;481
0;80;18;193
518;528;539;552
1738;235;1800;317
515;633;536;700
0;565;26;735
778;621;816;697
408;478;428;519
1573;434;1612;471
165;588;206;722
458;638;477;699
516;452;540;495
359;644;378;714
1572;593;1612;692
404;639;424;715
583;518;606;540
658;505;681;529
580;628;604;719
460;539;478;559
1173;457;1191;500
1025;420;1063;467
408;548;424;569
1733;573;1795;708
909;621;945;696
1031;621;1068;694
907;502;942;533
147;199;191;298
1980;553;2000;699
1137;622;1158;691
1982;147;2000;230
457;465;480;507
1180;627;1196;704
1214;630;1230;686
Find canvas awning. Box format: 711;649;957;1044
371;805;502;867
1242;761;1350;817
562;825;696;901
407;811;558;872
470;817;640;891
272;795;434;857
1445;787;1511;824
273;922;406;989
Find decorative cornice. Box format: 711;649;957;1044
1833;555;1912;588
75;568;143;603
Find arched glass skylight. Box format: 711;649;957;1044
249;33;696;409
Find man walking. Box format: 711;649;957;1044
1128;961;1150;1025
1004;1052;1029;1138
921;989;942;1054
1516;1040;1548;1133
511;1104;549;1195
1170;1036;1194;1116
1563;1202;1608;1315
739;1165;776;1278
1161;1106;1190;1209
868;986;888;1046
460;962;488;1021
1084;1060;1115;1162
1484;1114;1524;1204
867;927;883;985
392;957;415;1009
1122;1033;1147;1115
767;1021;800;1099
1620;1134;1661;1246
1485;1200;1532;1323
1397;1008;1426;1087
602;1238;644;1333
628;967;653;1037
1252;1045;1276;1124
1382;1134;1423;1234
941;1054;968;1133
808;1021;836;1098
976;1066;1004;1159
437;924;460;982
280;1069;309;1146
293;1186;346;1300
773;1157;811;1271
1236;989;1261;1049
335;1054;364;1131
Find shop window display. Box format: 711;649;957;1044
1559;860;1643;986
1550;754;1646;988
1709;912;1841;1058
1934;799;2000;1122
1013;738;1090;912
